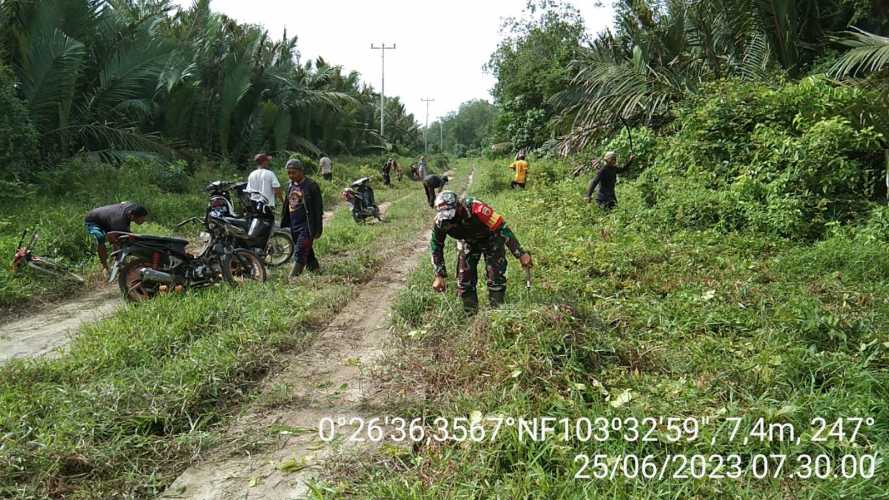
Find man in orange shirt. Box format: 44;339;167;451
509;153;529;189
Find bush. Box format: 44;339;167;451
641;77;887;239
0;65;38;181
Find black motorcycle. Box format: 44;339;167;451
204;180;293;266
341;177;381;223
107;215;267;302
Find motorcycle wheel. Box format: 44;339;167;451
352;211;365;224
264;231;293;267
222;249;267;285
118;261;156;302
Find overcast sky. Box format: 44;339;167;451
171;0;614;122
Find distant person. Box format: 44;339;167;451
280;159;323;278
410;162;419;180
584;151;636;210
319;154;333;181
509;153;529;189
246;153;283;207
84;202;148;274
417;155;428;178
382;158;399;186
422;174;449;207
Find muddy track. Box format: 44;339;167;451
0;288;119;365
162;169;467;499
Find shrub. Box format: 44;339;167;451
0;65;38;181
641;77;887;239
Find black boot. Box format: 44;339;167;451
461;292;479;314
489;289;506;308
289;262;305;278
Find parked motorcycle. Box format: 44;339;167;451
341;177;381;223
204;180;293;266
108;215;267;302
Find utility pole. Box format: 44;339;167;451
370;43;396;140
421;97;434;154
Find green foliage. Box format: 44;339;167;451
340;158;889;499
486;0;587;150
0;0;422;171
0;65;38;178
639;77;886;239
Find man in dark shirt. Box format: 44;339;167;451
430;191;533;313
422;174;449;207
280;159;324;278
584;151;636;210
84;202;148;273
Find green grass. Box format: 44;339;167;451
0;156;449;497
0;155;436;314
322;158;889;498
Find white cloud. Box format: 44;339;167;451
171;0;614;121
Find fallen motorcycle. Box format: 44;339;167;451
108;214;267;302
204;180;293;266
341;177;381;223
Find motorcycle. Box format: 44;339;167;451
108;215;267;302
341;177;381;223
204;180;293;266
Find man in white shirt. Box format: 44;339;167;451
246;153;283;206
319;155;332;181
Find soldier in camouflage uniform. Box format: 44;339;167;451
430;191;533;313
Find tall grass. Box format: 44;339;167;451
330;159;889;498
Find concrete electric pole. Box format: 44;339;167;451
370;43;396;140
421;97;434;154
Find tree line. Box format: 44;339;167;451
0;0;424;181
486;0;889;153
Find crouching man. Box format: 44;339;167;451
430;191;533;313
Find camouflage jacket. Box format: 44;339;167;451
430;196;525;277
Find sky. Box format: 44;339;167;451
171;0;615;122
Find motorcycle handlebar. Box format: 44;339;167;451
175;217;204;229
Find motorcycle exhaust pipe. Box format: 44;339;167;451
139;267;177;285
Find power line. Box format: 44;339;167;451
370;43;396;140
421;97;434;154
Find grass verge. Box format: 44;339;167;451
0;157;450;497
321;158;889;498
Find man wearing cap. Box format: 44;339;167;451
584;151;636;210
246;153;283;207
429;191;533;313
280;159;324;278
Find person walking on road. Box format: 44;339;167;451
246;153;283;207
416;155;428;179
430;191;533;313
319;154;333;181
422;174;449;207
509;153;529;189
280;159;323;278
382;158;399;186
84;202;148;275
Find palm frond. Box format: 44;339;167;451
830;28;889;78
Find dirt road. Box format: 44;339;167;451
163;170;468;499
0;289;119;365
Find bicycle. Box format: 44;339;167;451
10;230;85;283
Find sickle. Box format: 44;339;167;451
619;116;634;156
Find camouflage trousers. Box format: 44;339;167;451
456;237;507;296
